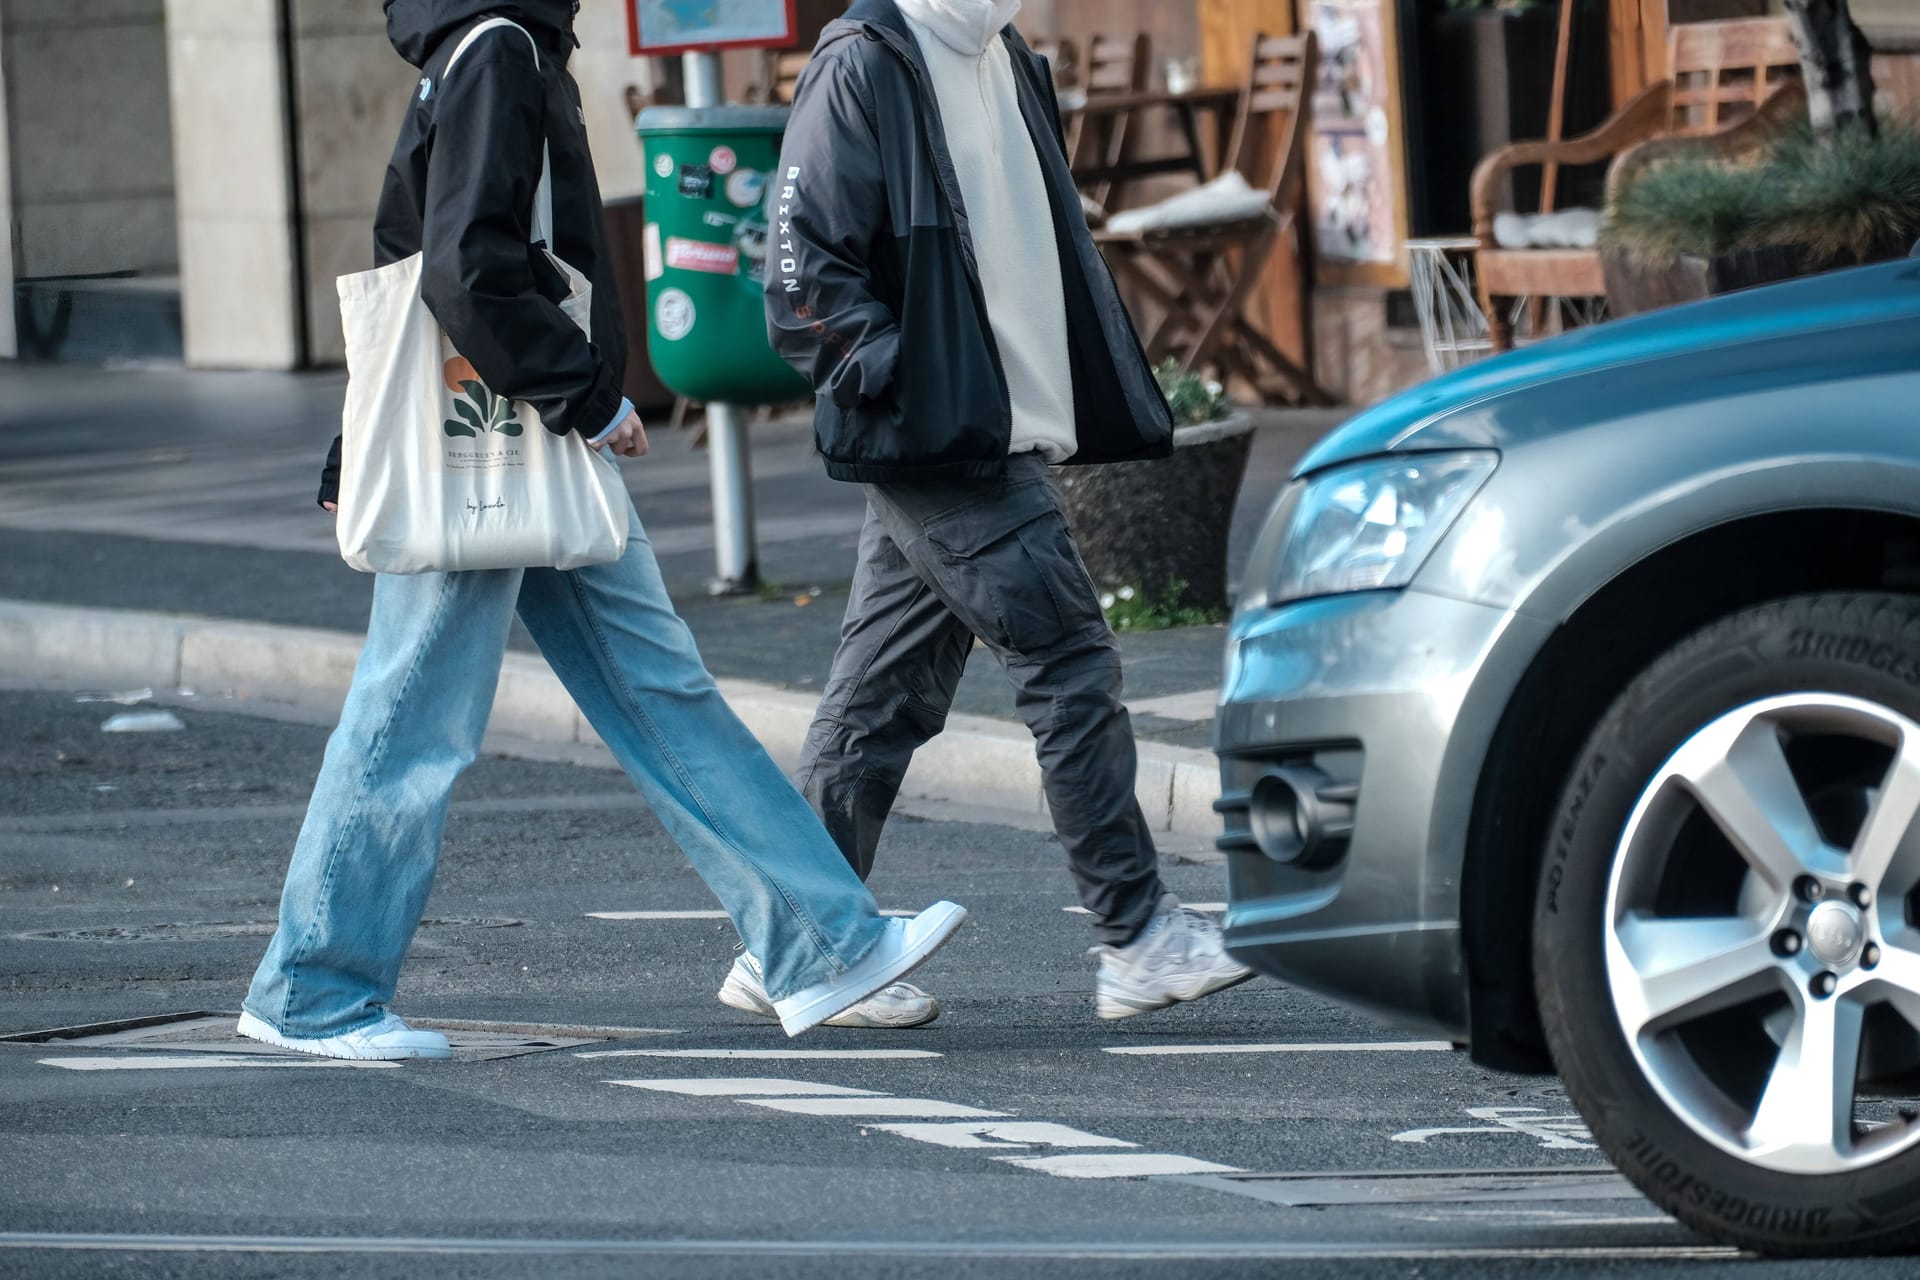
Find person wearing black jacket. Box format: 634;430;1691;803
239;0;968;1061
758;0;1252;1024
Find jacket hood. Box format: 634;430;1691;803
384;0;577;68
895;0;1022;56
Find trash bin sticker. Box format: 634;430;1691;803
645;223;667;281
655;288;696;341
678;164;714;199
653;152;674;178
725;169;766;209
665;237;739;275
708;144;738;175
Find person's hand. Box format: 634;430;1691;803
322;501;338;514
598;410;650;458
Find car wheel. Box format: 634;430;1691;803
1536;592;1920;1255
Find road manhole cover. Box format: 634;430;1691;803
22;918;522;942
0;1011;672;1063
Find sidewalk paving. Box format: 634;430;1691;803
0;362;1344;830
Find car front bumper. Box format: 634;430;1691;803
1215;587;1554;1043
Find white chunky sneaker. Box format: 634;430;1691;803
235;1009;451;1061
770;902;967;1036
1094;894;1254;1020
719;951;940;1028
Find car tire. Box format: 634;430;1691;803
1536;592;1920;1255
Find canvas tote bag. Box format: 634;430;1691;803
334;16;630;575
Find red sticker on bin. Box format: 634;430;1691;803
664;237;740;275
708;145;738;175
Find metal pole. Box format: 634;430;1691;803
681;48;760;595
705;402;759;593
681;48;722;110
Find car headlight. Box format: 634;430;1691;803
1266;452;1497;605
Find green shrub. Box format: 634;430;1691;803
1153;359;1231;427
1098;580;1226;632
1603;120;1920;264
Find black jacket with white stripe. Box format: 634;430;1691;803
764;0;1173;484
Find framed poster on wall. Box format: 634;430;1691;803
629;0;799;56
1305;0;1412;287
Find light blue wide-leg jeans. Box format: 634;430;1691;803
244;504;889;1037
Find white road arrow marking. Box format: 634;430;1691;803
1393;1107;1596;1151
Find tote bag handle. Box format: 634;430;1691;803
444;16;555;250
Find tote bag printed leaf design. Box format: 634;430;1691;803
332;17;628;575
443;358;525;438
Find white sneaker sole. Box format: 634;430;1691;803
773;902;967;1036
823;990;940;1029
1096;964;1255;1020
235;1010;451;1061
720;967;939;1029
717;970;778;1019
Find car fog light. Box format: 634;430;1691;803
1249;765;1356;867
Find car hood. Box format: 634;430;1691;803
1297;256;1920;476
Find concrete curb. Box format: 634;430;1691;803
0;598;1225;840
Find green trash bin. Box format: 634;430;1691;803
634;106;810;406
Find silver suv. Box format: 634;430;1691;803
1215;256;1920;1255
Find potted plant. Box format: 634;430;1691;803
1601;119;1920;314
1054;361;1254;622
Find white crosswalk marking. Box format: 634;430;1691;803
744;1097;1007;1119
587;909;918;921
608;1078;880;1097
1106;1042;1453;1056
995;1153;1243;1178
578;1048;941;1061
601;1073;1240;1181
1063;903;1224;915
867;1122;1134;1151
37;1055;398;1071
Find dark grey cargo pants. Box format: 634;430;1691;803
796;454;1166;945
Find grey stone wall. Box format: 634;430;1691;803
1;0;177;278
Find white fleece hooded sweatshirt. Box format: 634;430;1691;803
895;0;1078;462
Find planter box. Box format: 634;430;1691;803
1603;234;1912;317
1054;412;1256;615
1601;245;1809;316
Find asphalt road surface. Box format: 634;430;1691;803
2;689;1912;1279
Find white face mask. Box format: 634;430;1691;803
895;0;1023;56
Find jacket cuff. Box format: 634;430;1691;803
588;398;634;445
564;378;626;439
318;434;342;509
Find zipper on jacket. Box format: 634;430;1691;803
859;21;1012;426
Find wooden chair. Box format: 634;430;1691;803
1471;17;1807;351
1094;33;1330;406
1064;33;1151;214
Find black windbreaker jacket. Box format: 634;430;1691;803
320;0;626;506
765;0;1174;484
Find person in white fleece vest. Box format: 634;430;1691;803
745;0;1254;1030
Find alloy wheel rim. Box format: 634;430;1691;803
1604;693;1920;1175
